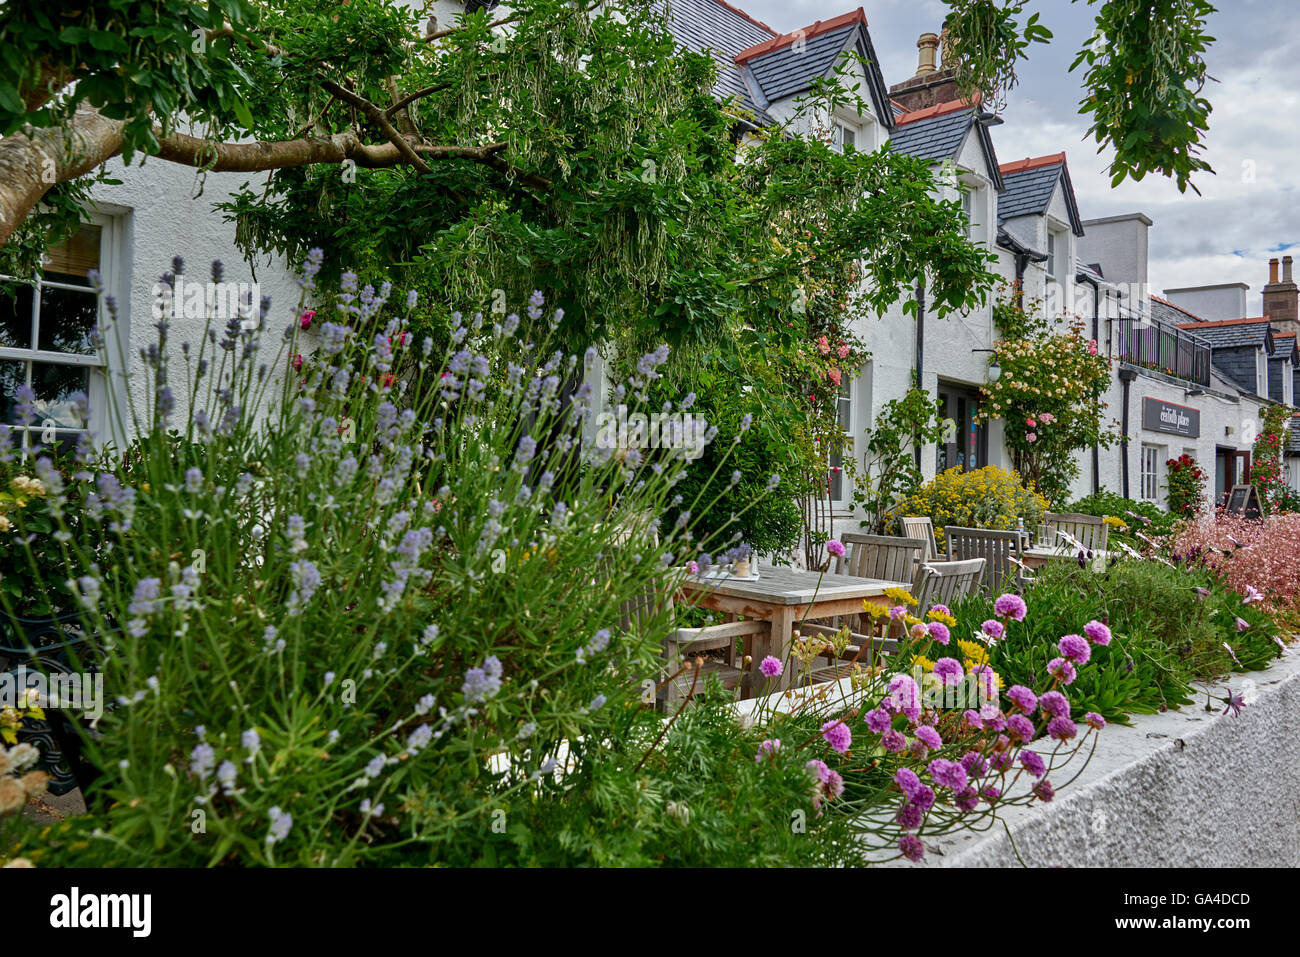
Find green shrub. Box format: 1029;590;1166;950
950;558;1281;725
891;465;1048;549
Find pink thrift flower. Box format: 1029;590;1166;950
755;739;782;763
1083;620;1112;646
927;622;951;645
982;619;1005;641
821;720;852;754
993;594;1027;622
826;539;846;558
759;655;783;679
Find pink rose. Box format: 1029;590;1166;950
828;367;842;387
300;309;316;330
1088;339;1098;355
1026;417;1037;428
1026;433;1037;443
816;336;830;355
837;343;850;359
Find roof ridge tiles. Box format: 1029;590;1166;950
895;96;977;126
733;7;866;62
1175;316;1270;329
999;152;1067;175
708;0;778;36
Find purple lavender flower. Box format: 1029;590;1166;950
914;725;942;750
755;739;782;762
933;657;963;685
896;802;924;830
462;656;503;703
960;751;989;778
1047;657;1077;685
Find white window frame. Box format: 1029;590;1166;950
828;377;853;507
1046;227;1061;280
1284;359;1294;406
1256;348;1267;398
832;119;857;153
1139;443;1164;502
0;211;123;458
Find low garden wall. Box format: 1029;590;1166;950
886;644;1300;867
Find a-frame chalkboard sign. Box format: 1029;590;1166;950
1226;484;1262;519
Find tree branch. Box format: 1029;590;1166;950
0;112;548;248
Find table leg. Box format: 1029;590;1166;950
768;606;798;693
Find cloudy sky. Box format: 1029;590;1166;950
737;0;1299;304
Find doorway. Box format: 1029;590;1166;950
937;383;988;474
1215;447;1251;504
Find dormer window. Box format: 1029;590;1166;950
1046;228;1061;279
834;120;857;153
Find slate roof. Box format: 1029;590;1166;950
888;99;1003;189
660;0;776;121
1150;295;1205;325
1175;317;1274;351
1075;258;1104;283
661;3;893;129
740;24;856;102
997;154;1084;235
890;104;973;162
1272;332;1298;363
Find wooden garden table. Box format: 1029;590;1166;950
677;565;909;697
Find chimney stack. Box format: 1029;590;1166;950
916;33;940;76
889;30;962;113
1264;255;1300;338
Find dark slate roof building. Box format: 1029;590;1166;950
997;153;1084;235
660;3;895;130
1176;317;1275;396
888;98;1004;189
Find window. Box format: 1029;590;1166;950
961;187;974;240
1;221;111;458
828;378;852;504
833;120;856;153
1256;348;1267;397
1046;229;1059;279
1285;360;1294;406
1140;444;1164;501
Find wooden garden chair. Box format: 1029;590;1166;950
911;557;987;616
944;526;1022;595
1043;512;1110;552
899;516;941;562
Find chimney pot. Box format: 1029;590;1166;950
1269;258;1280;284
916;32;940;77
1285;255;1294;284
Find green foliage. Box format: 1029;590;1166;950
943;0;1216;193
952;559;1280;725
979;304;1115;503
1067;490;1179;544
1069;0;1216;195
0;0;258;154
1165;453;1207;517
941;0;1053;112
892;464;1048;549
1251;403;1289;514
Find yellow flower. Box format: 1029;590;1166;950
861;599;890;619
883;586;917;606
911;655;935;672
926;608;957;627
957;638;988;667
